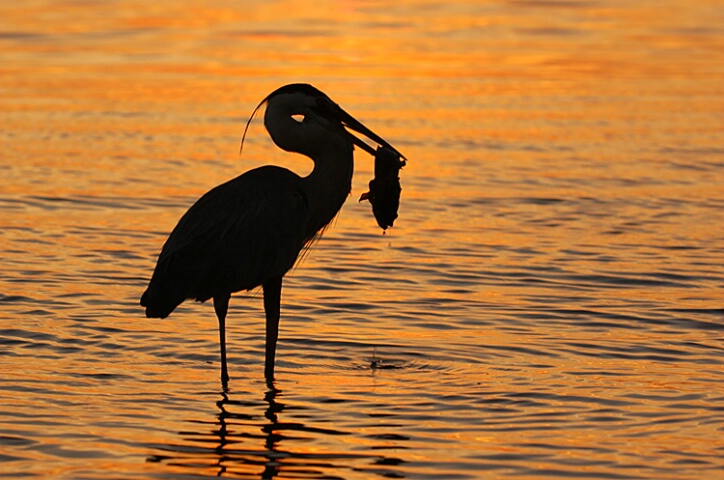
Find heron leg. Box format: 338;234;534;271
262;277;282;382
214;294;231;386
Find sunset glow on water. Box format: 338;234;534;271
1;1;723;478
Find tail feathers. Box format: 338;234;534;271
140;288;184;319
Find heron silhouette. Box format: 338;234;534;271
140;83;405;386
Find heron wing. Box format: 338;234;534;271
149;165;310;303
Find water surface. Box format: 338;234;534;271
1;0;723;478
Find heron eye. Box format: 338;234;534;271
291;114;305;123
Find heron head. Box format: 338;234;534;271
241;83;405;161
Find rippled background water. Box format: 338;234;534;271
2;1;724;478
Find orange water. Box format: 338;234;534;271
1;1;723;478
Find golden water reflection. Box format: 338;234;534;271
1;0;723;478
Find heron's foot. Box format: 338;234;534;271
264;364;275;383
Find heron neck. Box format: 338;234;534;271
303;147;354;235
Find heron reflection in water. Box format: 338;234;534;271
146;387;397;477
141;84;405;386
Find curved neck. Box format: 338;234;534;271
302;139;354;236
263;94;354;236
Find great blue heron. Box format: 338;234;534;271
140;83;405;385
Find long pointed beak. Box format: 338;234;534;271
324;100;406;161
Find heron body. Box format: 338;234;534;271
141;84;404;385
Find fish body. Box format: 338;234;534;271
359;146;406;230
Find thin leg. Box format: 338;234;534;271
214;294;231;387
262;277;283;382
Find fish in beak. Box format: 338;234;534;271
312;94;406;230
313;96;407;231
359;146;405;230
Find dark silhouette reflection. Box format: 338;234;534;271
147;384;405;479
